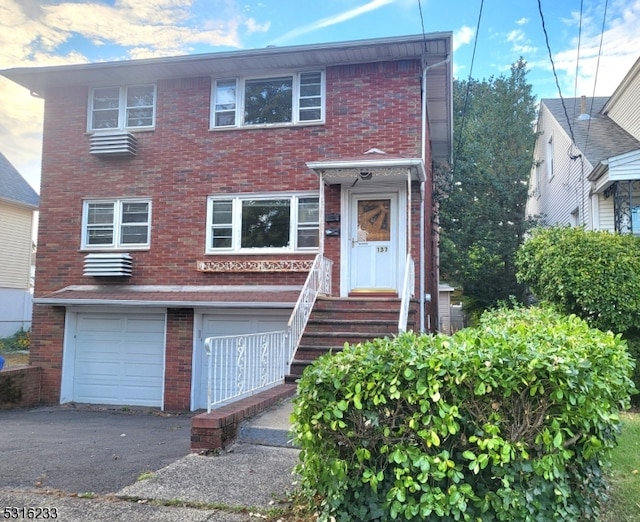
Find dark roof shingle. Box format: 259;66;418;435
541;97;640;166
0;152;39;208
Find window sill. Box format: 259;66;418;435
85;127;155;135
79;247;150;252
208;121;324;132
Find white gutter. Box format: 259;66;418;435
420;55;451;333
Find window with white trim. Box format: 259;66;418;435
546;136;554;181
206;194;319;252
88;85;156;131
82;199;151;249
211;71;324;128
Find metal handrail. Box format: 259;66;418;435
398;254;415;332
204;254;332;412
287;254;333;366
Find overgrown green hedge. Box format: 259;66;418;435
516;226;640;403
291;307;635;521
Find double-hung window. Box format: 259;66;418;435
212;71;324;128
88;84;156;131
82;199;151;249
207;194;319;252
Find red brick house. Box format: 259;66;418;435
1;33;452;411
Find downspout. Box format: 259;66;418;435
421;55;451;333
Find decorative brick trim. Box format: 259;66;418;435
196;260;314;273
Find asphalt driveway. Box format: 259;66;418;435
0;405;191;495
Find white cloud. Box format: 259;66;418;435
0;0;268;191
546;0;640;97
270;0;394;44
453;25;474;51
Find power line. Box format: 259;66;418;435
584;0;609;151
451;0;484;178
572;0;584;117
537;0;575;145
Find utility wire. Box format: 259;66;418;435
537;0;575;145
572;0;584;118
584;0;609;152
451;0;484;179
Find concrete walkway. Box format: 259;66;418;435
0;399;300;521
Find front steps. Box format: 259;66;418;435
286;296;417;382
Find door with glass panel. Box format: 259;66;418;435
348;193;398;294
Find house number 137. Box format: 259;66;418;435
376;246;388;253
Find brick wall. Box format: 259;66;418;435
0;366;42;409
31;56;430;405
164;308;194;411
34;59;424;296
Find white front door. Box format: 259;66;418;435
347;192;399;294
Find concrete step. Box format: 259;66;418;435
237;399;295;448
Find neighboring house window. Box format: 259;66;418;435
89;85;156;131
206;194;319;252
546;136;554;181
570;207;580;227
211;71;324;128
82;199;151;249
632;206;640;234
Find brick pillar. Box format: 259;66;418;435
163;308;194;411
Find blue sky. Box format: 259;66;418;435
1;0;639;192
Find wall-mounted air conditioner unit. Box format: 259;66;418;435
83;253;133;277
90;131;137;156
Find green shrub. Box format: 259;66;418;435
291;306;635;521
516;226;640;403
0;328;30;353
516;227;640;334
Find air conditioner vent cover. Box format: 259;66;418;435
90;131;137;156
83;253;133;277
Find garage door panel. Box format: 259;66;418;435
72;312;165;407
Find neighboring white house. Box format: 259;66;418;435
527;56;640;232
0;153;39;336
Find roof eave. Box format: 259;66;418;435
1;33;452;96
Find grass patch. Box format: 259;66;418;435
1;352;30;368
136;471;155;482
602;412;640;522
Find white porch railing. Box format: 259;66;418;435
398;254;415;332
287;254;333;367
205;330;289;413
204;254;332;413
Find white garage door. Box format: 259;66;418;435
193;310;289;410
71;312;166;407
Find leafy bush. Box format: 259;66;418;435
0;328;30;353
516;226;640;403
515;227;640;334
291;307;635;521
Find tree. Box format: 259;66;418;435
438;59;538;316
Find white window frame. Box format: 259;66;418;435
81;198;152;250
546;135;554;181
88;84;156;132
210;70;325;129
206;193;320;253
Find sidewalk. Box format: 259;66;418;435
0;398;299;521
